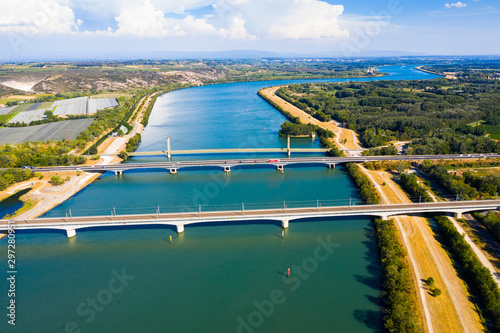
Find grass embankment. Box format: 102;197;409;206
432;215;500;331
258;89;343;156
3;199;37;219
257;89;299;124
374;218;422;333
471;212;500;245
141;93;160;127
345;163;381;204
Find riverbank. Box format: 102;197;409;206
0;92;160;220
259;86;363;152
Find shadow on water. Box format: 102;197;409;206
353;309;384;332
353;225;383;330
354;227;383;293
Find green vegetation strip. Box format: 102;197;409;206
0;169;34;191
345;163;381;204
421;162;477;200
432;215;500;331
0;112;17;123
398;173;434;203
471;212;500;245
257;89;300;124
374;218;422;333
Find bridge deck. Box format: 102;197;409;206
129;148;330;156
2;200;499;231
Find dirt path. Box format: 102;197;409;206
360;165;484;333
416;170;500;286
259;86;363;152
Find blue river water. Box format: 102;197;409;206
0;66;440;333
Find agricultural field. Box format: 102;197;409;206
0;119;94;145
88;98;118;114
480;124;500;140
0;106;18;122
52;97;88;116
7;109;48;124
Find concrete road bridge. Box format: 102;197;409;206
31;154;500;175
2;200;499;238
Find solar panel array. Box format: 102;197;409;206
88;98;119;114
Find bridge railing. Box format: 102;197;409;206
41;194;495;219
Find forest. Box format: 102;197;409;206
276;77;500;153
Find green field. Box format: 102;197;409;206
37;102;54;109
0;112;18;123
480;124;500;140
12;104;31;112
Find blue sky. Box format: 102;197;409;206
0;0;499;60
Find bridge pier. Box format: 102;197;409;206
169;168;177;174
454;212;463;219
167;137;172;159
379;215;391;221
224;166;231;173
287;136;291;157
114;170;123;176
66;229;76;238
327;163;336;169
282;219;289;229
277;165;284;172
176;224;184;233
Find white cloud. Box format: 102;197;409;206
445;2;467;8
0;0;80;35
0;0;350;41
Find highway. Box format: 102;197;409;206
28;154;500;174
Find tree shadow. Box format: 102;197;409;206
353;309;383;332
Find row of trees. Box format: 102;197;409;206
420;162;478;200
0;143;86;168
363;145;398;156
432;215;500;331
257;90;300;124
125;133;141;152
345;163;381;204
374;218;422;333
0;169;34;191
463;171;500;197
471;212;500;245
398;173;433;203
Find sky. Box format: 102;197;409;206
0;0;499;60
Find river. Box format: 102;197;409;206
0;66;440;333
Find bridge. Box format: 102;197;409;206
1;200;499;238
126;136;359;158
32;154;499;175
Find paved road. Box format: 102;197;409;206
2;200;499;230
25;154;500;173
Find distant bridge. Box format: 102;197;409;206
31;154;499;175
126;136;362;158
128;147;332;157
1;200;499;238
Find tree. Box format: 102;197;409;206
396;163;405;174
50;174;65;186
